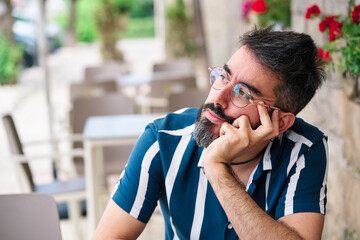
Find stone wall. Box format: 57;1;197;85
292;0;360;239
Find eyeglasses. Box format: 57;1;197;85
208;66;281;111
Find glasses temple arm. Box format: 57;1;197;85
249;99;281;111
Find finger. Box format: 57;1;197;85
271;109;280;134
220;122;235;136
232;115;250;129
257;102;272;127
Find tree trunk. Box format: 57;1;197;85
65;0;77;46
0;0;14;42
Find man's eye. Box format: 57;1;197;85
239;88;248;97
234;85;250;99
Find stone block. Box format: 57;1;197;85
343;170;360;236
340;93;360;169
322;0;348;15
323;135;347;240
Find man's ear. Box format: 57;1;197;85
278;111;295;136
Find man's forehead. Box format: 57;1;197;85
225;47;280;99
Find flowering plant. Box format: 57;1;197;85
242;0;291;28
241;0;267;20
305;3;360;80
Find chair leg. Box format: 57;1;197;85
68;199;83;240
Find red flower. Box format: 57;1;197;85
319;16;337;32
251;0;267;14
318;48;331;64
305;4;321;19
241;0;253;20
351;5;360;24
328;20;343;42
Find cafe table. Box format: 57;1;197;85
83;113;164;237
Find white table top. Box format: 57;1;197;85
83;114;164;140
118;74;151;86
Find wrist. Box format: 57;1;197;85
203;161;231;182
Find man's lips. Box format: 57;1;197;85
205;109;225;123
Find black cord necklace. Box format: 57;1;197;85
230;148;266;165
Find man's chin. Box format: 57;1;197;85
193;117;219;148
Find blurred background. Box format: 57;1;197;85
0;0;359;239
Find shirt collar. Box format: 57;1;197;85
197;148;205;168
262;141;273;171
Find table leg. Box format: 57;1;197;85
84;141;103;238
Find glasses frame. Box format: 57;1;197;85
208;66;281;111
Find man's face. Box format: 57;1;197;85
194;46;281;148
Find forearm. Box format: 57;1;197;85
204;162;302;240
93;200;146;240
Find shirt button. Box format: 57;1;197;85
227;223;233;229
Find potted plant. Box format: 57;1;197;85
305;2;360;100
165;0;197;58
94;0;132;62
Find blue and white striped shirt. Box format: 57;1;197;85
112;108;328;240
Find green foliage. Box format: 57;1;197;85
76;0;100;42
0;32;23;85
167;0;187;20
54;0;100;42
257;0;291;28
54;7;67;30
113;0;132;14
121;17;155;38
130;0;154;18
339;18;360;78
55;0;154;42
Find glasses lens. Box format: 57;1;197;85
210;67;228;90
230;83;251;108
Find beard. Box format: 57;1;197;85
193;103;235;148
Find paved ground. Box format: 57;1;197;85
0;38;165;240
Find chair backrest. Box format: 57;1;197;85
153;58;193;74
70;93;135;134
168;88;208;112
85;62;128;82
2;114;35;191
69;80;118;102
70;93;135;175
0;193;62;240
148;73;197;98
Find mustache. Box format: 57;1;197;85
202;103;235;124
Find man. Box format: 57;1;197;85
94;26;328;240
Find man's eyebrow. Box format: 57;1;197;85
223;63;263;97
223;64;231;75
245;83;263;97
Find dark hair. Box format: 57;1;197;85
239;26;326;115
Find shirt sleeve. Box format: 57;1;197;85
275;136;328;219
111;123;164;223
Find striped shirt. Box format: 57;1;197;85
112;108;328;240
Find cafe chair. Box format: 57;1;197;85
168;88;208;112
84;61;129;83
69;93;135;176
153;57;194;74
69;80;118;103
1;114;91;239
0;193;62;240
137;73;197;113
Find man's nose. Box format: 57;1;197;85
212;83;233;109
